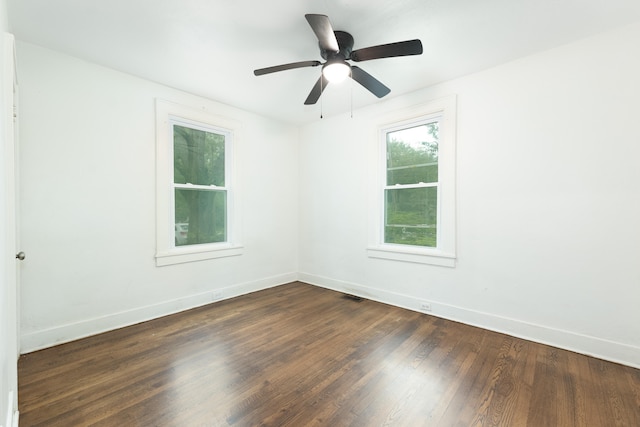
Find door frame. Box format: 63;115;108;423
3;31;19;426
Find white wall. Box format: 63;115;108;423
299;22;640;368
17;42;299;351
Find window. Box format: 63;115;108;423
172;122;227;246
156;100;242;266
384;121;439;247
368;96;456;267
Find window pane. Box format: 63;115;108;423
173;125;225;186
386;123;438;185
175;189;227;245
385;187;437;247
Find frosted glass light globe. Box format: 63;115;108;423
322;61;350;83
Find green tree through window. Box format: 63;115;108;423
385;122;439;247
173;124;227;246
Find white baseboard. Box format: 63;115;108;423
299;273;640;369
21;272;298;353
4;391;18;427
21;271;639;369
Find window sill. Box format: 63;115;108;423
367;245;456;267
156;244;243;266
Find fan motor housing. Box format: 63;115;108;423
320;30;354;60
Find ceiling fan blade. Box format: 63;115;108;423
304;75;330;105
350;66;390;98
350;39;423;62
305;14;339;53
254;60;322;76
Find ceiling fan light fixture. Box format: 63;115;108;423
253;14;423;105
322;60;351;83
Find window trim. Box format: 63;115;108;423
155;99;243;266
367;95;457;267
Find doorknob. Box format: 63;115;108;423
15;251;25;260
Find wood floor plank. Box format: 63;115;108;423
18;282;640;426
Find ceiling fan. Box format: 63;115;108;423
254;14;423;105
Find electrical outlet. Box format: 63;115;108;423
420;302;432;312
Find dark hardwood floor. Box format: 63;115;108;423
18;282;640;426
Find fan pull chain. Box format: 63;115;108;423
350;69;353;119
320;75;324;119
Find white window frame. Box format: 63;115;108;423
155;99;243;266
367;95;456;267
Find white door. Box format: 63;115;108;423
3;32;20;426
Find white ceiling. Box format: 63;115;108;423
8;0;640;125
